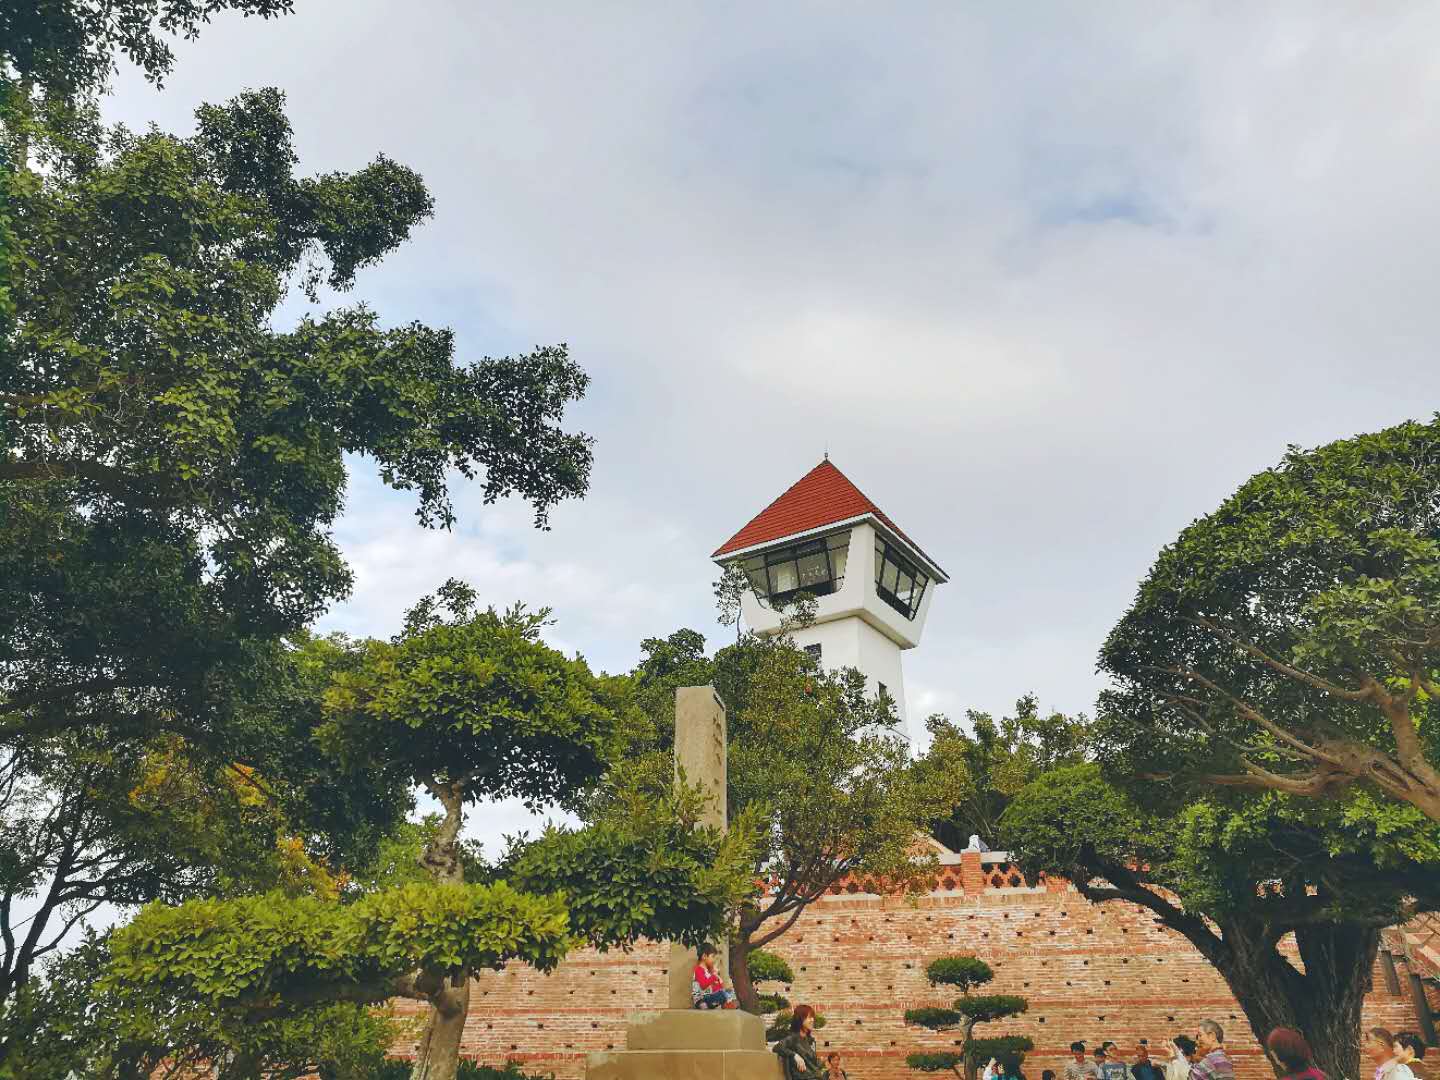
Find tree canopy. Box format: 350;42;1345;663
921;694;1088;851
600;627;963;1012
1000;762;1440;1079
1099;416;1440;821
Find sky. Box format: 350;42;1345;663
104;1;1440;853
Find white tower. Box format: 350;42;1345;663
712;458;947;729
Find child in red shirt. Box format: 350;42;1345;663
691;943;738;1009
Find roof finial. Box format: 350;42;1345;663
823;445;829;462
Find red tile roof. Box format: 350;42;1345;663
711;459;945;577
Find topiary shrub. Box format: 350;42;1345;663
903;955;1028;1080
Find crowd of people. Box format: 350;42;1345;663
689;947;1431;1080
1036;1023;1429;1080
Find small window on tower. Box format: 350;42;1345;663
878;682;889;700
805;643;822;662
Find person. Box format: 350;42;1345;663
1391;1032;1427;1080
982;1056;1025;1080
826;1053;848;1080
1132;1040;1165;1080
1044;1071;1057;1080
1163;1036;1198;1080
1264;1027;1324;1080
1067;1042;1099;1080
1367;1028;1397;1080
1188;1021;1234;1080
773;1005;828;1080
1098;1044;1129;1080
690;944;738;1010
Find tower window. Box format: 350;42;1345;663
733;531;850;608
874;540;929;619
805;643;822;662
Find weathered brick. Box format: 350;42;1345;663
389;885;1423;1080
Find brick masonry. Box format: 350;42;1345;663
389;855;1425;1080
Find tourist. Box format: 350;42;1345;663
773;1005;828;1080
982;1055;1026;1080
1162;1036;1198;1080
1067;1042;1099;1080
1264;1027;1324;1080
1098;1045;1129;1080
826;1053;848;1080
1132;1040;1165;1080
1188;1021;1234;1080
1391;1032;1427;1080
1044;1070;1057;1080
1368;1028;1397;1080
690;944;738;1010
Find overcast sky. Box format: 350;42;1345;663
107;1;1440;851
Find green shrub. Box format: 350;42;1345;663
749;949;795;985
907;1052;964;1073
904;1007;960;1029
924;956;993;991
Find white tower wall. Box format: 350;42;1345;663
732;522;934;731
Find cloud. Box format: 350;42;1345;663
101;0;1440;850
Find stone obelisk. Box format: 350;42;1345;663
666;685;729;1006
585;686;780;1080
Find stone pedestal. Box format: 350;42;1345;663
585;1010;781;1080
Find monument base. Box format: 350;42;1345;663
585;1010;782;1080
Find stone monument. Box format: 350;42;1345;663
585;687;782;1080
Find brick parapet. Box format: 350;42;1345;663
389;887;1421;1080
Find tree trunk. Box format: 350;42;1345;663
1216;920;1377;1080
730;932;761;1014
962;1019;979;1080
410;979;472;1080
411;781;469;1080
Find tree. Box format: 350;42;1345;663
1000;763;1440;1080
904;955;1029;1080
1;83;593;751
920;695;1088;851
1098;417;1440;822
1;0;295;100
604;629;965;1013
713;566;750;643
106;583;759;1080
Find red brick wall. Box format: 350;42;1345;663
391;871;1420;1080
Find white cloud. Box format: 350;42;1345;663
97;0;1440;853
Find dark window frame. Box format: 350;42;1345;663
873;539;929;620
735;531;851;609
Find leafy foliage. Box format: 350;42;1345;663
604;628;964;1009
105;881;574;1009
748;948;795;986
907;1053;965;1073
924;956;994;992
920;696;1089;851
504;788;762;952
1001;763;1440;1079
319;594;623;809
905;1007;961;1029
1099;417;1440;821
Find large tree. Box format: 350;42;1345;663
1098;417;1440;821
1;82;592;751
607;628;963;1012
1000;763;1440;1080
0;9;592;1043
105;583;759;1080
